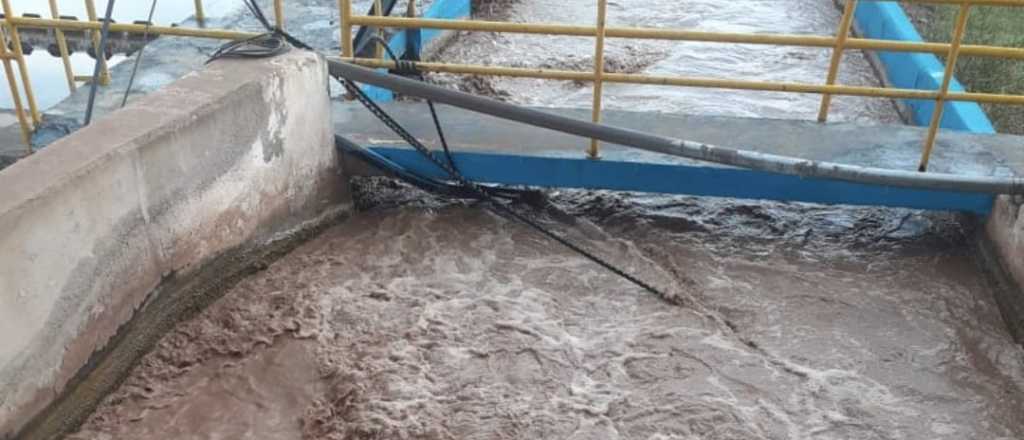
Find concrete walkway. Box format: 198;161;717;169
335;101;1024;177
334;101;1024;212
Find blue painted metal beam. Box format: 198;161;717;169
369;146;994;214
361;0;471;101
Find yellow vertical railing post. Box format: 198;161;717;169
918;2;972;172
274;0;284;29
49;0;78;93
374;0;384;60
588;0;608;159
83;0;111;85
194;0;206;28
340;0;353;58
0;24;31;149
2;0;41;126
817;0;858;122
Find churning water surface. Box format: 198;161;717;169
432;0;902;123
68;1;1024;439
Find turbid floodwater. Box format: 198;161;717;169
69;186;1024;439
67;1;1024;439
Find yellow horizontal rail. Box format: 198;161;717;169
6;16;257;40
347;15;1024;60
9;13;1024;62
3;0;1023;166
340;57;1024;106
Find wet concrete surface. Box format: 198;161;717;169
61;0;1024;439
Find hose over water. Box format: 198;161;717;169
325;59;1024;196
216;5;674;299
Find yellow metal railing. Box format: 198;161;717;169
0;0;272;157
337;0;1024;171
194;0;206;28
818;0;860;123
2;0;1023;173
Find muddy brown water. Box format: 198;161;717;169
68;1;1024;439
69;188;1024;439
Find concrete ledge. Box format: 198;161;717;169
985;196;1024;342
851;1;995;133
848;2;1022;343
0;50;346;437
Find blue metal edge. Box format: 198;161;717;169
853;2;995;133
368;146;994;214
361;0;471;101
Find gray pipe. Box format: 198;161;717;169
327;59;1024;195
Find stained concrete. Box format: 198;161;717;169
985;197;1024;342
0;49;345;437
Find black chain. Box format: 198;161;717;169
337;74;666;298
232;0;670;299
341;78;462;179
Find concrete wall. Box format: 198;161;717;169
843;1;1022;342
0;50;346;436
985;197;1024;342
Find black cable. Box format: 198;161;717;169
83;0;116;125
236;4;667;298
336;134;475;198
121;0;158;108
336;133;664;296
352;0;399;57
368;35;459;175
339;67;665;297
243;0;273;30
207;32;290;63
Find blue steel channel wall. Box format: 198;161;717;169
362;0;471;101
852;1;995;133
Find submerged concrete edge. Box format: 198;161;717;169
844;1;1021;343
984;197;1024;342
0;50;348;437
14;206;349;440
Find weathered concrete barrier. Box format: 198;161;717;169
841;1;1021;343
0;50;346;437
984;197;1024;342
